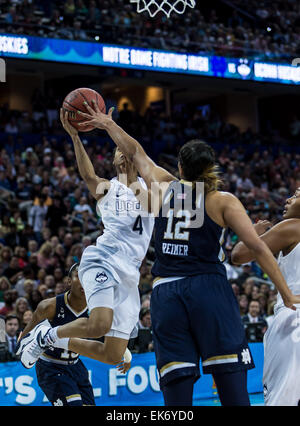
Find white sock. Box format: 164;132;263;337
44;327;70;351
46;326;59;345
46;327;70;350
52;337;70;351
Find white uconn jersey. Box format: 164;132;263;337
275;242;300;314
263;241;300;406
96;177;154;261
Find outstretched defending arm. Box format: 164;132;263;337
220;192;300;310
231;219;300;265
60;109;109;200
76;101;176;189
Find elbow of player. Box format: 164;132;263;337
231;239;264;265
231;251;240;265
231;249;245;265
250;239;266;255
243;239;267;262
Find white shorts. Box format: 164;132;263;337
263;308;300;406
78;244;141;340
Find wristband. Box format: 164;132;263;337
123;348;132;363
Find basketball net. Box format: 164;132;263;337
130;0;196;18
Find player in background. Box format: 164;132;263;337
68;101;300;406
17;110;154;370
18;263;95;406
19;263;130;375
231;187;300;406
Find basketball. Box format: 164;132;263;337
62;88;106;132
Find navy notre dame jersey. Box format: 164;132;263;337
152;180;227;278
42;292;88;363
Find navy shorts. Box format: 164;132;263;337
151;274;254;387
36;358;95;406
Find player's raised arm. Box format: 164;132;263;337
76;101;176;189
220;192;300;310
60;109;109;200
231;219;300;265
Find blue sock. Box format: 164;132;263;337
161;376;195;406
213;370;250;406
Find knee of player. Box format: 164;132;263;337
86;320;111;338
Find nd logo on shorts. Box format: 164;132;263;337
95;271;108;284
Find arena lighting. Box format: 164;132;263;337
0;33;300;85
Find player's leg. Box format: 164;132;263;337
53;265;117;340
185;274;254;406
56;306;113;339
72;359;96;406
46;267;117;344
161;376;196;406
36;360;85;406
67;336;129;365
212;370;250;406
65;275;140;370
18;284;116;368
55;284;138;368
50;283;136;368
263;308;300;406
151;280;200;406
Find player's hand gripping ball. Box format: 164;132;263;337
62;88;106;132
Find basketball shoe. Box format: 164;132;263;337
16;319;53;369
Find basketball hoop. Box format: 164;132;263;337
130;0;196;18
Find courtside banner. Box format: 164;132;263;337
0;33;300;85
0;344;263;406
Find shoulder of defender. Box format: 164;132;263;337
206;190;238;205
36;297;56;318
273;218;300;234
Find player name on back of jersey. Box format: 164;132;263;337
162;242;188;256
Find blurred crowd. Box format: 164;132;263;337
0;94;300;360
0;0;299;60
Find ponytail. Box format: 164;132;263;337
178;140;222;193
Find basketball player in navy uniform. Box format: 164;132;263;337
19;263;95;406
68;101;300;406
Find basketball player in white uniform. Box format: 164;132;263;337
17;109;154;371
232;187;300;405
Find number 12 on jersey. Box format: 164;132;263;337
164;209;191;241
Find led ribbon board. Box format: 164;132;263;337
0;34;300;85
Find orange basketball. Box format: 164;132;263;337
62;88;106;132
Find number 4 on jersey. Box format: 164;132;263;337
133;215;143;234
